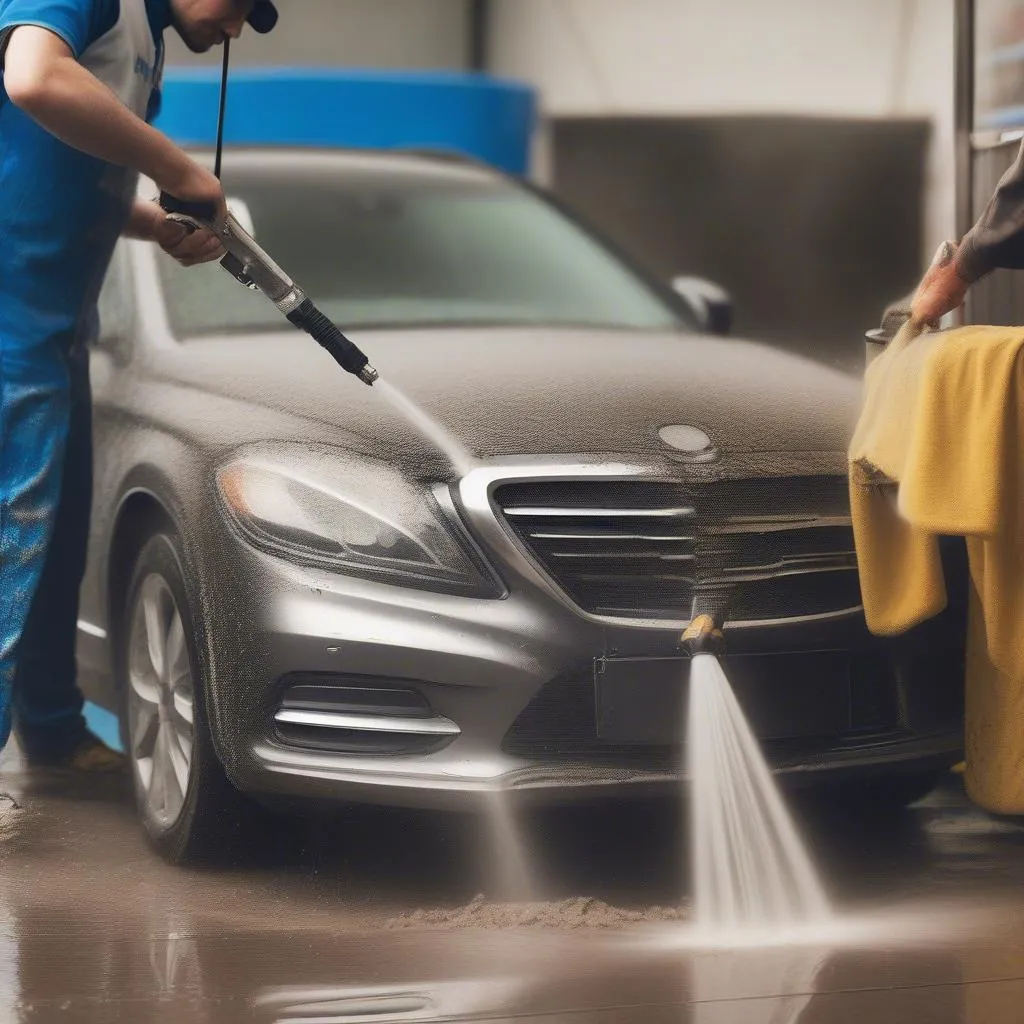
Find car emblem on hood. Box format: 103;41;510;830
658;425;718;462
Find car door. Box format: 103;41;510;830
75;241;137;712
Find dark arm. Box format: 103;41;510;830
957;138;1024;282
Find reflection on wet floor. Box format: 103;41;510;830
3;743;1024;1022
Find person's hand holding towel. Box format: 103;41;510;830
911;240;970;327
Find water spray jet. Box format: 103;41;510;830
480;788;538;902
682;588;832;930
156;197;486;482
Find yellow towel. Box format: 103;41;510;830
848;321;1024;813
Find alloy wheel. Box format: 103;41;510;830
126;573;196;829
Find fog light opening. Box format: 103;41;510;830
272;678;459;755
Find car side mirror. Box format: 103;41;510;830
671;276;733;336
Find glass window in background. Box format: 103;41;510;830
975;0;1024;132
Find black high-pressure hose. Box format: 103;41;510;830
157;40;377;386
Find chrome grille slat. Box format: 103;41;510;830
529;532;694;542
707;514;853;534
504;506;696;519
705;564;857;585
548;551;698;561
567;573;696;583
493;477;861;623
712;555;856;575
703;552;858;566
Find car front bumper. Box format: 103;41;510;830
247;731;962;813
204;511;967;813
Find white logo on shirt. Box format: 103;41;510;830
134;54;156;84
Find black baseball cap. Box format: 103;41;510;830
248;1;278;33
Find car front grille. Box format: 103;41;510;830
492;476;860;622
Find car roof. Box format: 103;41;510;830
180;146;507;187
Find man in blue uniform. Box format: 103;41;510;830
0;0;279;771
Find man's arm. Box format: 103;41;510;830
122;201;165;241
124;199;225;266
912;139;1024;325
956;139;1024;283
3;25;224;215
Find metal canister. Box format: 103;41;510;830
864;326;891;369
865;292;914;370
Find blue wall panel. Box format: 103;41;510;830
85;702;122;753
155;69;537;175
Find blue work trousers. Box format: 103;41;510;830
0;336;91;758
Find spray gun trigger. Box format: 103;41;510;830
164;212;208;236
220;252;259;290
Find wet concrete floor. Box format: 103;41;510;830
2;748;1024;1022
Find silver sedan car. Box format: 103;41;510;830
78;148;967;863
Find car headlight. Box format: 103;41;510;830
216;443;500;597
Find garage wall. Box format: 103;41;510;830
488;0;955;256
485;0;953;369
552;115;929;373
163;0;470;71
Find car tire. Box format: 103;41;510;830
116;529;266;865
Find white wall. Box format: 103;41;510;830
489;0;956;262
164;0;469;71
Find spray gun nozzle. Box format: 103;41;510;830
359;365;380;387
680;614;725;657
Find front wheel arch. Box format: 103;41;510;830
115;527;268;864
107;490;178;648
106;489;232;766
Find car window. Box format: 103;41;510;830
155;160;687;336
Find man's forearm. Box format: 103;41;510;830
3;26;190;191
123;200;162;241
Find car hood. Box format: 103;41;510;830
160;327;862;471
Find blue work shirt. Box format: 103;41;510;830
0;0;172;352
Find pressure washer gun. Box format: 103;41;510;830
158;193;379;387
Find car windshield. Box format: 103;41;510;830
155;153;688;335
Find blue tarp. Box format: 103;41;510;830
154;68;538;175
